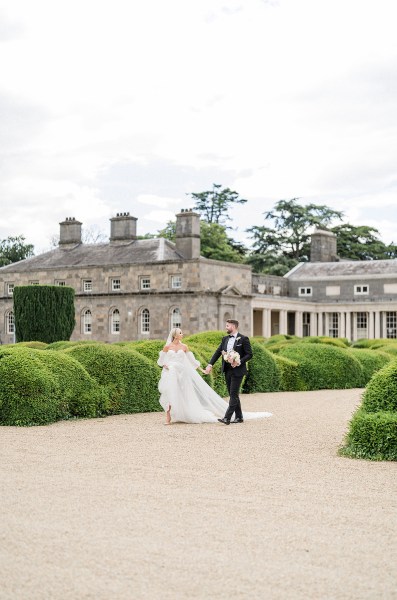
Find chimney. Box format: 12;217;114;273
110;212;137;242
175;209;200;259
310;229;338;262
59;217;82;246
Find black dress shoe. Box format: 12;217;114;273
218;418;230;425
231;418;244;423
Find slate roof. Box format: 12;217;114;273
0;238;186;273
285;259;397;280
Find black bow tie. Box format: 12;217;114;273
228;335;235;338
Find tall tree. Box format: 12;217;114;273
331;224;397;260
188;183;247;225
247;198;343;274
0;235;34;266
157;220;246;263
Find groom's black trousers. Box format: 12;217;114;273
224;366;244;421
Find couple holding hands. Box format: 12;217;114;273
157;319;271;425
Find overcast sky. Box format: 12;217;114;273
1;0;396;254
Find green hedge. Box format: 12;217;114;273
0;347;66;426
0;346;108;425
242;340;280;393
64;344;161;414
348;349;391;385
15;341;48;349
341;409;397;461
13;285;75;343
273;354;301;391
278;343;364;390
45;340;99;351
184;330;225;347
372;343;397;356
361;361;397;413
300;336;350;348
351;338;394;349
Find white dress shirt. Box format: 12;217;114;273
226;332;238;352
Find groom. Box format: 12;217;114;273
204;319;253;424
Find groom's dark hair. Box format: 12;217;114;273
226;319;239;327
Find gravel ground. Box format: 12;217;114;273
1;388;397;600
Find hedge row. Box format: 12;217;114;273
2;333;396;428
341;360;397;461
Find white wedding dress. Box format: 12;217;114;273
157;349;272;424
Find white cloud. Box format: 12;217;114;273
1;0;397;252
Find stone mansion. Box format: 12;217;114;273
1;209;397;343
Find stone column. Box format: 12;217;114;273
352;313;358;341
345;312;352;341
279;310;288;335
368;311;374;340
311;312;318;336
374;311;381;338
295;311;303;337
262;309;271;338
325;313;330;337
317;312;323;335
340;312;346;338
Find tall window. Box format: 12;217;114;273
141;308;150;334
329;312;339;338
171;308;181;329
6;310;15;334
110;308;120;334
386;312;397;339
83;309;92;334
356;312;367;339
303;312;310;337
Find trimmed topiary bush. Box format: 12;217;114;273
372;343;397;356
0;347;67;425
184;330;225;346
0;346;108;424
45;340;99;351
341;408;397;461
13;285;75;343
278;343;364;390
348;349;391;385
273;354;301;391
300;336;350;348
361;360;397;413
243;340;280;393
15;341;48;349
64;344;161;414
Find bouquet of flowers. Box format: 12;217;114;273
222;350;241;366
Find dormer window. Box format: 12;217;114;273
354;285;369;295
299;287;312;297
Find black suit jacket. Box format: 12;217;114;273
209;333;253;376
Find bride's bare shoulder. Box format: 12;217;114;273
181;342;189;352
162;344;170;352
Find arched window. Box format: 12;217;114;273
141;308;150;334
110;308;120;334
6;310;15;334
82;309;92;334
170;307;181;329
224;312;232;322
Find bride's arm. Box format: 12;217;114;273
183;344;202;370
157;347;169;368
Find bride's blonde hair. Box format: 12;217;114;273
170;327;182;341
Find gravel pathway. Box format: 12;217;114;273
1;389;396;600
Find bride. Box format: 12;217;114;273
157;327;272;425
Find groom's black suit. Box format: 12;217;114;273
209;333;253;421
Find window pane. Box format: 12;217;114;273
141;309;150;333
171;308;181;329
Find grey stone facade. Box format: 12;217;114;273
1;220;397;343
